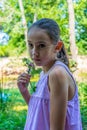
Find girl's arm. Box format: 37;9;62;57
17;73;31;105
49;66;69;130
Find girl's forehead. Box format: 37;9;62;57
28;27;51;41
28;27;44;36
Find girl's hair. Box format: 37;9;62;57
28;18;69;67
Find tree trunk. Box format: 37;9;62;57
33;13;37;23
67;0;78;62
18;0;28;47
33;2;38;23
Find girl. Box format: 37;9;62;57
17;18;82;130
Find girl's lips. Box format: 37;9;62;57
34;58;40;61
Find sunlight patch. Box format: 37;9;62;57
13;105;28;111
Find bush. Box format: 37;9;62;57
78;82;87;130
0;46;9;57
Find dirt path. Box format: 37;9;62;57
0;58;10;68
77;56;87;70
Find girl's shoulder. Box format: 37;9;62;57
49;61;75;90
49;61;77;101
49;66;68;86
53;61;73;79
49;63;69;80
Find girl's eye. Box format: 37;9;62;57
28;43;33;48
39;44;46;48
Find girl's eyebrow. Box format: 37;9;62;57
37;41;46;43
28;40;32;42
28;40;47;44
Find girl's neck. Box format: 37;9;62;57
42;60;56;73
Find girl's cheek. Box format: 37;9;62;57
28;48;32;54
28;50;32;57
30;52;32;58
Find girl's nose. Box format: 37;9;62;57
32;47;39;56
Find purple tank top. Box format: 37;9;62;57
24;61;82;130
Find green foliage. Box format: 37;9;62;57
0;45;9;57
22;58;35;74
0;0;87;56
29;81;37;94
0;0;26;57
0;89;26;130
78;82;87;130
74;0;87;54
77;40;87;55
0;82;87;130
70;59;77;68
69;59;77;72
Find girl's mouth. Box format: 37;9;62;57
33;58;41;62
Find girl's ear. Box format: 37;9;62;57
55;41;63;51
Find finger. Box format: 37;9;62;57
17;79;29;86
18;76;30;80
17;79;26;83
18;76;30;83
18;74;31;80
18;76;30;81
22;72;31;76
20;73;31;78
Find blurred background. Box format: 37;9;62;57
0;0;87;130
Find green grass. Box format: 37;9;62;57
0;89;27;130
0;82;87;130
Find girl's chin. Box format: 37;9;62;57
34;61;42;66
35;63;42;66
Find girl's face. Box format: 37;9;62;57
27;27;57;70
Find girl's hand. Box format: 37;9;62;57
17;72;31;104
17;72;31;90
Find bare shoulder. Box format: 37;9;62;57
49;65;68;84
49;66;69;95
